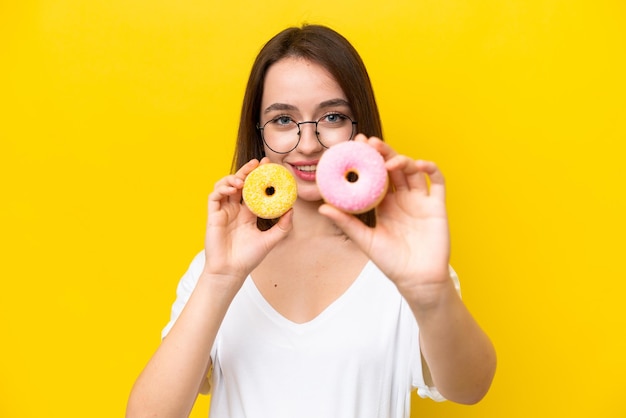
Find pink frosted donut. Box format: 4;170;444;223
316;141;388;214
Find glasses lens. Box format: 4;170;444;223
261;118;299;153
316;114;355;148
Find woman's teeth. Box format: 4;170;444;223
297;165;317;172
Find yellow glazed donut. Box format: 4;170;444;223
243;163;297;219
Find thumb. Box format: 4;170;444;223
263;209;294;247
318;204;374;253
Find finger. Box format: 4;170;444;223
359;135;399;162
318;204;374;253
208;175;245;214
209;183;241;201
273;208;294;234
210;175;245;200
261;209;294;245
353;133;369;144
235;159;260;181
211;159;259;211
416;160;446;199
354;135;408;191
386;155;428;193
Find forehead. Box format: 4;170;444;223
261;57;347;112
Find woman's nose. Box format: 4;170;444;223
296;122;324;153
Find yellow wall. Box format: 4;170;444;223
2;1;625;417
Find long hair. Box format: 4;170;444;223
232;24;383;229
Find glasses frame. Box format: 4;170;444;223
257;115;357;154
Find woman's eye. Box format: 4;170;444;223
273;116;293;126
322;113;347;124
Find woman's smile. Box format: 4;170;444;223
290;162;318;181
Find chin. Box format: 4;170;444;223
297;192;324;204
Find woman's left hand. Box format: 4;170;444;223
319;134;452;305
321;135;497;403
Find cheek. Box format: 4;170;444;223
262;146;285;164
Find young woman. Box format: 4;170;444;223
127;24;496;418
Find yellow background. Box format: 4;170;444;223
2;1;625;417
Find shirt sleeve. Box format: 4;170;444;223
161;251;206;339
412;265;461;402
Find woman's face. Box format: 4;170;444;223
259;56;354;202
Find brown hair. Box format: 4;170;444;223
232;24;383;229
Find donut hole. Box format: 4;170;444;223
346;170;359;183
265;186;276;196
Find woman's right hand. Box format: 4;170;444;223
203;158;293;287
127;159;291;418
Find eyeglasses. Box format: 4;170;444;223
257;113;357;154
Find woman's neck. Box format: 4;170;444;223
289;199;343;238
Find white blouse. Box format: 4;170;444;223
163;251;456;417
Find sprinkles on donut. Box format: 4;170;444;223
316;141;388;214
243;163;297;219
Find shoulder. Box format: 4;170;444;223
449;265;461;295
160;250;206;339
178;250;206;290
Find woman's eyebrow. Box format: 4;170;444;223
263;103;298;114
318;98;351;109
263;99;351;114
